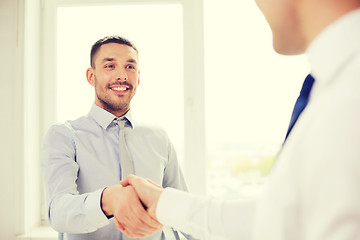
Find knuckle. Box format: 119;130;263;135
126;233;134;238
135;220;148;233
136;208;146;218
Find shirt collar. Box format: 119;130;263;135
88;103;135;129
306;8;360;84
121;111;135;128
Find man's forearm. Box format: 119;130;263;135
49;188;110;234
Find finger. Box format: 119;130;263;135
131;188;162;226
119;174;136;187
115;186;162;237
127;192;161;229
114;218;125;232
119;179;163;231
127;177;163;223
119;215;154;238
116;187;160;234
111;184;160;238
129;200;162;230
146;178;162;188
115;215;150;238
123;228;147;239
124;189;163;236
119;177;129;187
119;223;144;239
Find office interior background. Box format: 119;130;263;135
1;0;309;239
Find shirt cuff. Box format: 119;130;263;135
156;187;225;239
84;187;110;229
156;188;188;226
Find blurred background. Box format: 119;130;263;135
1;0;309;239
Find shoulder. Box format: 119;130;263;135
44;115;91;141
133;121;170;140
45;122;72;136
42;122;75;147
67;115;94;130
133;120;167;133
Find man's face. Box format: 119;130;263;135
87;43;140;116
255;0;306;55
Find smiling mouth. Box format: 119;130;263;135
109;85;131;95
111;86;129;91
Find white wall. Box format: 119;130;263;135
0;0;26;239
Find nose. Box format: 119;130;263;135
116;71;127;81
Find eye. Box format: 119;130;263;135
126;64;136;70
105;64;115;69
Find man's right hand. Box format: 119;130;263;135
120;175;164;221
101;184;162;238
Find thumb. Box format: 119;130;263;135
119;174;135;187
146;178;162;188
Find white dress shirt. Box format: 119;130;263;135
156;8;360;240
42;104;193;240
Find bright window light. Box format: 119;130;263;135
204;0;310;198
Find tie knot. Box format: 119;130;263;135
300;74;315;97
113;117;127;129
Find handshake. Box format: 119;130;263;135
101;175;165;238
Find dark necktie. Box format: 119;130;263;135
284;74;315;141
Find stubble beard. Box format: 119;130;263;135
95;86;133;114
93;74;136;114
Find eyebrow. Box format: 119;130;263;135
101;57;137;64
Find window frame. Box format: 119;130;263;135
39;0;206;224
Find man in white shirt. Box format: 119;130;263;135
119;0;360;239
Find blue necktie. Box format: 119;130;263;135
284;74;315;141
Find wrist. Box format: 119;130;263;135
101;187;114;217
149;188;164;220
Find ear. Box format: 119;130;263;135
86;68;95;86
137;69;141;85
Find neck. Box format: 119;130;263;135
94;101;130;117
113;109;130;118
299;0;360;49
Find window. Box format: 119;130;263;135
204;0;310;198
56;4;184;158
38;1;187;226
33;0;310;237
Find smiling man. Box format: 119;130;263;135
86;42;139;117
41;36;195;240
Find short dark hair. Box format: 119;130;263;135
90;35;138;68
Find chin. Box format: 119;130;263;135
273;41;305;56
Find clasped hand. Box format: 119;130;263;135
101;175;164;238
